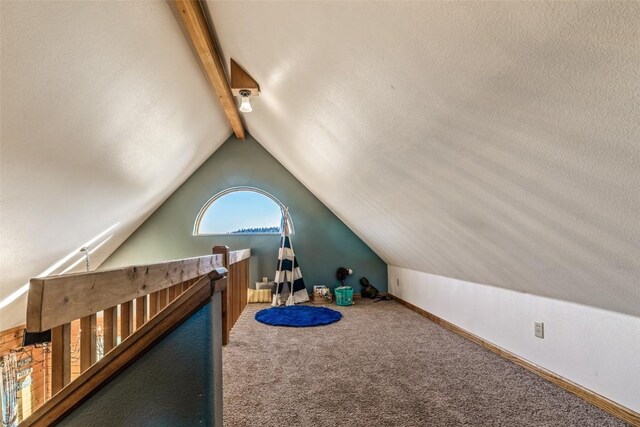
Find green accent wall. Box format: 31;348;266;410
102;135;387;293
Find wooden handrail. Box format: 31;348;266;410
20;269;227;427
229;248;250;264
27;251;250;332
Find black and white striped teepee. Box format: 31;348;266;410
272;207;309;306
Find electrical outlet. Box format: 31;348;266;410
534;322;544;339
396;278;400;287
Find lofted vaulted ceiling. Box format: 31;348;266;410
1;1;639;330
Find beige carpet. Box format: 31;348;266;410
223;300;626;426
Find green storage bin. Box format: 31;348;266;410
335;286;354;306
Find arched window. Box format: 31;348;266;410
194;187;292;235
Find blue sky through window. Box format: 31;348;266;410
198;190;282;234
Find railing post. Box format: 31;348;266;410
168;285;178;303
213;245;230;345
120;301;133;340
135;296;147;330
51;323;71;394
103;306;118;353
80;315;97;372
158;289;168;311
242;257;249;312
149;292;159;318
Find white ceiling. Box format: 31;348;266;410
0;1;230;329
1;1;639;330
206;1;640;316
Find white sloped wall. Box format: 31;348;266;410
0;1;230;330
208;1;640;317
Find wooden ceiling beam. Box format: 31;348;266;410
173;0;245;140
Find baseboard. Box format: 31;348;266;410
389;294;640;426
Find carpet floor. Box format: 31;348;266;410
223;300;626;426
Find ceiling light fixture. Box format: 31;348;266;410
238;89;253;113
231;59;259;116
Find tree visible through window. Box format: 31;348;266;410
194;187;288;235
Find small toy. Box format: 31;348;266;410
336;267;353;285
360;277;390;301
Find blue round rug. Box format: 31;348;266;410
255;305;342;327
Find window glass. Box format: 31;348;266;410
195;189;285;235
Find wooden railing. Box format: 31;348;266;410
22;270;227;426
27;254;221;396
213;246;250;345
13;248;250;425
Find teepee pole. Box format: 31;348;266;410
272;207;288;307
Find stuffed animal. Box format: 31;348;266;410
360;277;379;299
360;277;391;301
336;267;353;285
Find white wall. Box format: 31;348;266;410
388;265;640;413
